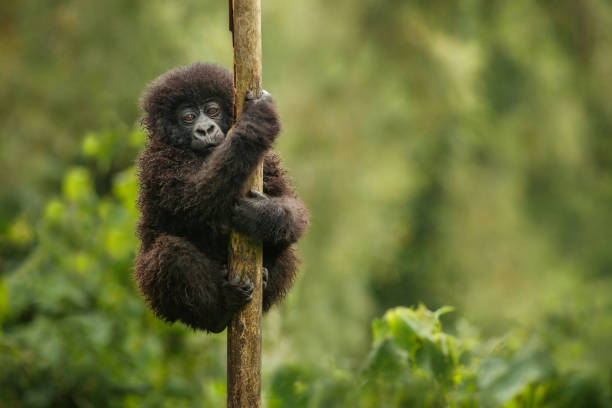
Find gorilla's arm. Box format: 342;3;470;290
143;93;281;222
232;152;309;247
190;93;280;220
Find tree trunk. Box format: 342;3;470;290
227;1;263;407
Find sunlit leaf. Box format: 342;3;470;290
62;167;94;202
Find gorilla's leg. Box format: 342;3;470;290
262;246;299;312
134;234;253;333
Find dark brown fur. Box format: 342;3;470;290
134;63;309;332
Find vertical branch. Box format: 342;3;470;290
227;1;263;407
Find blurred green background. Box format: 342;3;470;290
1;1;612;407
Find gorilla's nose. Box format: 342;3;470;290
196;124;216;137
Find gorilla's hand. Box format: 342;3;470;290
232;189;284;241
221;273;254;311
240;90;281;146
232;189;271;236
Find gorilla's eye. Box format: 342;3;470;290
206;107;219;116
183;113;196;122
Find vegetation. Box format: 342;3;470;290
1;0;612;406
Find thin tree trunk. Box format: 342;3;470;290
227;0;263;407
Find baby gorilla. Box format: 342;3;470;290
135;63;309;333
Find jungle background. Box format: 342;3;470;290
1;1;612;407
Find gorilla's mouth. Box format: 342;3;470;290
194;131;224;146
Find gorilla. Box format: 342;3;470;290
134;63;309;333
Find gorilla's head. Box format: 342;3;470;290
140;63;234;152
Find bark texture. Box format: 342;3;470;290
227;0;263;407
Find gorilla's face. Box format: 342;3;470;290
177;100;227;152
141;63;235;152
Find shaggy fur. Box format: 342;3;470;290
134;63;309;332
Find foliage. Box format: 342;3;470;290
269;305;611;408
0;129;228;407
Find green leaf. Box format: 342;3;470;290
478;348;554;405
82;132;101;157
62;167;94;202
363;338;408;379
